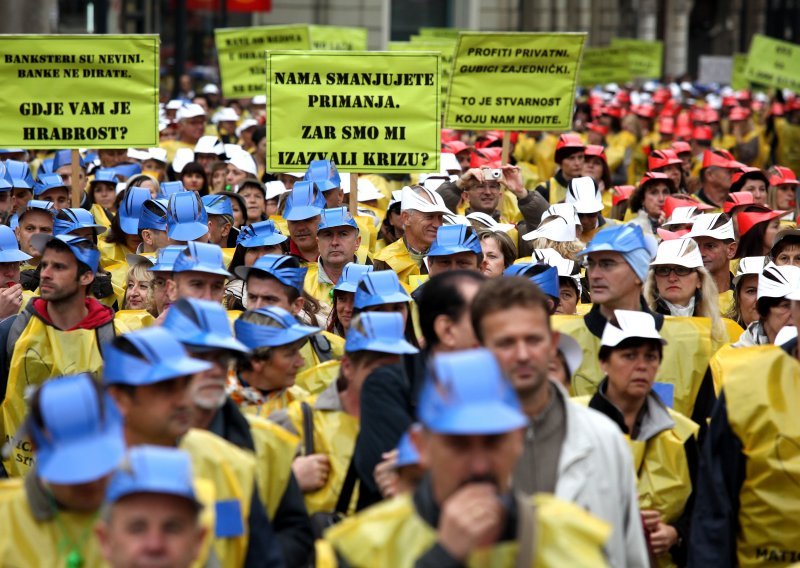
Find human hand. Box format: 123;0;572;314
292;454;331;492
373;450;399;498
437;483;505;562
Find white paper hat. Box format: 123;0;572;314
601;310;667;347
166;99;184;111
172;148;195;174
265;180;290;201
127;148;150;161
176;103;206;121
419;174;457;191
443;214;470;226
212;107;240;124
251;95;267;106
147;148;168;163
236;118;259;138
733;256;766;287
201;83;220;95
565;176;603;214
543;202;580;226
521;215;576;243
661;206;699;228
440;152;461;173
226;150;257;177
650;238;704;269
341;176;384;202
759;262;800;300
194;136;224;156
465;211;515;234
687;213;735;241
774;325;798;346
558;333;584;378
400;185;451;215
531;247;582;294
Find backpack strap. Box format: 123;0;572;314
334;459;359;515
301;401;315;456
309;333;333;363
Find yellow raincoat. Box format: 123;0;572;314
113;309;156;331
373;238;420;286
1;313;126;477
316;492;611;567
245;415;299;519
295;360;341;396
553;314;719;418
717;345;800;568
299;332;345;374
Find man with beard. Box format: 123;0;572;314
318;348;610;566
162;297;314;567
471;276;648;568
0;235;120;477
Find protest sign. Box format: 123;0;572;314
578;46;631;86
731;53;749;91
309;25;368;51
744;34;800;91
215;25;310;98
389;40;456;110
611;38;663;79
698;55;732;85
0;35;159;148
266;51;440;173
444;32;585;131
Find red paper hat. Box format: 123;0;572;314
637;171;674;191
722;96;737;108
702;150;737;169
585;145;607;162
662;195;708;219
443;140;471;155
658;117;675;134
616;91;631;104
737;209;787;237
703;108;720;123
657;227;691;241
469;147;503;168
611;185;635;206
735;90;752;103
671;141;692;155
653;88;671;104
603;105;624;119
555;133;586;162
728;106;751;121
769;166;800;186
648;149;683;171
634;104;656;119
722;191;755;213
587;123;610;136
474;134;501;149
692;126;713;142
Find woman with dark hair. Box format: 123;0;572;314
376;191;403;250
734;208;785;258
209;161;228;194
730;167;769;206
327;263;373;338
733;262;799;346
583;144;612;191
179;161;209;196
629;172;676;235
476;228;517;277
724;256;765;328
588;310;699;567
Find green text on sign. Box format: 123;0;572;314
578;46;631;86
610;38;663;79
215;25;311;98
0;35;159;148
266;51;440;173
444;32;586;131
744;34;800;91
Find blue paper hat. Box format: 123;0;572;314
234;254;306;292
90;169;120;186
576;223;652;257
138;199;169;232
0;162;12;191
418;348;527;435
427;225;482;257
109;163;142;180
39;158;54;175
31;234;100;273
333;263;373;293
6;160;34;189
29;373;125;484
234;306;320;350
283;181;323;221
0;149;25;155
163;298;250;354
395;431;420;468
0;225;31;262
103;327;213;387
118;187;151;235
503;263;560;300
106;446;201;508
172;242;230;277
202;194;234;217
17;200;55;225
51;149;86;172
159;180;186;199
318;207;359;233
345;312;418;355
304;159;341;193
33;173;68;197
53;208;106;236
167;191;209;241
235;220;287;248
354;270;410;309
148;244;187;273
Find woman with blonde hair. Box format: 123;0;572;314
643;238;726;343
122;260;156;316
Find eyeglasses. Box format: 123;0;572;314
653;265;695;277
585;258;621;272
